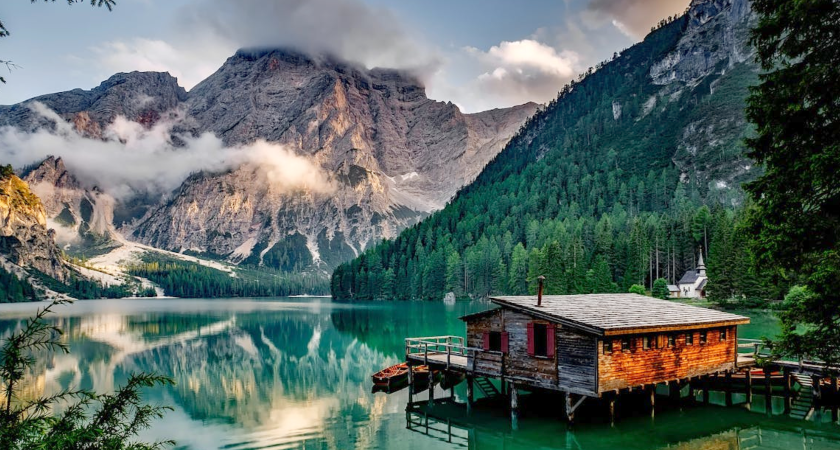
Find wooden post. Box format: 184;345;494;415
510;383;519;430
831;376;838;423
812;375;822;400
669;380;680;402
466;376;474;414
703;375;710;404
688;379;695;401
725;372;733;407
783;368;792;395
608;395;616;427
407;365;415;406
565;391;574;425
745;370;753;404
783;368;791;414
428;377;435;407
764;369;773;415
648;385;656;416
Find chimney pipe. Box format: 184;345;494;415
537;275;546;307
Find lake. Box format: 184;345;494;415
0;298;838;450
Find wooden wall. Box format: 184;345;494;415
556;327;597;395
465;308;598;395
503;311;558;386
466;310;504;376
597;326;737;392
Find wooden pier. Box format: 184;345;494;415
397;294;840;426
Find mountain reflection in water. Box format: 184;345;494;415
0;298;836;450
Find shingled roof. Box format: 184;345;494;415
487;294;749;336
678;270;700;285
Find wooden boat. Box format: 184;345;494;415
372;363;410;388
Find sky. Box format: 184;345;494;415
0;0;690;113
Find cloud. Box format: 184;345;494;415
93;0;440;91
584;0;691;38
430;40;581;112
92;38;231;92
0;102;334;199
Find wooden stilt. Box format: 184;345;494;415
428;377;435;407
812;375;822;400
745;370;753;404
466;376;474;414
565;391;574;425
764;369;773;415
782;368;792;414
703;375;710;404
608;396;616;427
648;384;656;414
565;392;586;427
831;376;838;423
783;368;792;395
725;372;733;407
510;383;519;430
669;380;680;402
688;379;695;401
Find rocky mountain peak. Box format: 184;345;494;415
0;170;67;281
23;156;80;190
0;70;187;131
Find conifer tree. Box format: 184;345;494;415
745;0;840;365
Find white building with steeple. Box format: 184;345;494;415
677;250;708;298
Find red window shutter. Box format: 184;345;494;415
546;326;556;358
482;332;490;351
501;332;509;354
527;323;535;356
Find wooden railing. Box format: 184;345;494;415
405;336;467;367
737;338;766;357
737;338;838;374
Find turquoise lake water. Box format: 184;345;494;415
0;298;837;450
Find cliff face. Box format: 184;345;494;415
0;170;67;281
649;0;758;194
23;157;117;254
129;49;536;270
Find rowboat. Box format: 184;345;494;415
372;363;410;388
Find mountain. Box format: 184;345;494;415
132;49;536;271
2;49;536;276
0;166;68;282
0;71;187;135
22;156;120;257
331;0;771;302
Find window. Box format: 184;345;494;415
621;338;631;351
489;331;502;352
700;331;707;344
482;331;508;353
668;334;676;348
643;336;651;350
685;332;694;345
603;339;613;354
720;328;727;341
534;324;548;357
527;323;554;358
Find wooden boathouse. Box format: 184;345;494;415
404;292;752;423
